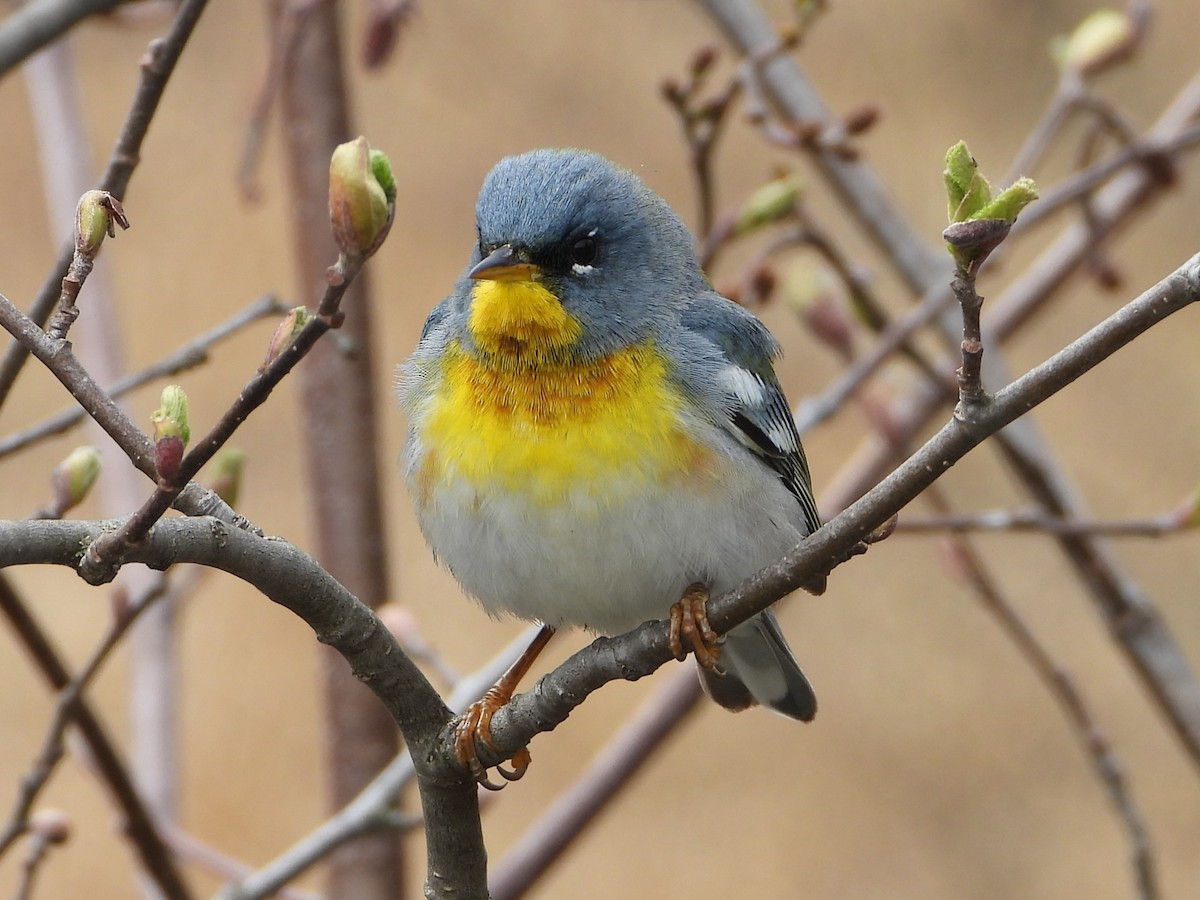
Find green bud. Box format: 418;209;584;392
1054;9;1137;78
976;176;1039;225
150;385;191;446
261;306;312;370
51;446;102;512
944;141;992;223
943;143;1038;269
207;448;247;510
75;190;129;256
733;174;803;236
329;136;394;258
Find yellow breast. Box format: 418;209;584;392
416;283;712;507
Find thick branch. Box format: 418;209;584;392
704;0;1200;767
2;256;1195;897
463;253;1200;775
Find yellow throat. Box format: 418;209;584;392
468;278;581;356
416;280;712;506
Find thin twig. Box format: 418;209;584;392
0;0;125;77
929;487;1158;900
1004;74;1085;183
68;244;365;585
897;508;1194;537
0;291;251;531
161;823;322;900
236;0;319;201
217;627;539;900
0;580;167;858
0;295;287;461
948;262;987;406
489;668;703;899
0;0;211;411
662;44;743;238
0;575;190;897
1016;120;1200;234
13;824;61;900
793;282;955;434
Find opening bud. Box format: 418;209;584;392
329;137;395;258
74;190;129;256
943;141;992;224
150;385;191;446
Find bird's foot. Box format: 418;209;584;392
668;583;722;670
454;686;531;791
452;623;553;790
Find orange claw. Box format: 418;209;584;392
453;624;554;790
668;583;722;670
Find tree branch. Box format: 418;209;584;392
897;508;1194;537
0;291;249;530
0;574;190;898
0;0;124;78
217;627;539;900
1;252;1195;896
701;0;1200;768
0;0;211;410
459;253;1200;776
0;295;286;461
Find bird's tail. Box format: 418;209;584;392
698;609;816;721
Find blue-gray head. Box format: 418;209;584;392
461;149;706;359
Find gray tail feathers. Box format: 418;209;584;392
698;610;816;722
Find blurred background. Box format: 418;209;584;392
1;1;1199;897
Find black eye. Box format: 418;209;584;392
570;236;598;267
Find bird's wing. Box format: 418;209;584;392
677;294;821;537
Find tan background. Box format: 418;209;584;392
2;1;1199;897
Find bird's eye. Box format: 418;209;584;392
570;236;598;268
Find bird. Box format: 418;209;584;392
398;148;823;788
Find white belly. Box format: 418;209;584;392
410;436;807;634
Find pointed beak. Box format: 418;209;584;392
469;244;541;282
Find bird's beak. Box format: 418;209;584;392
469;244;541;282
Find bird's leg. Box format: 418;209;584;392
668;582;722;670
455;623;555;790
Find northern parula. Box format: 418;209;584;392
399;149;822;782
